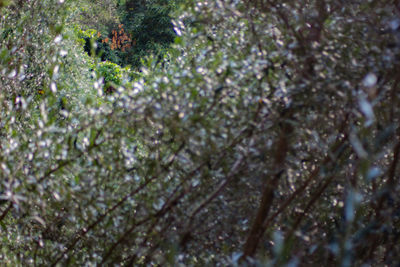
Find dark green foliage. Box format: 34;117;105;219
95;40;122;64
75;0;177;68
118;0;176;67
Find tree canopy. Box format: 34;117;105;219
0;0;399;266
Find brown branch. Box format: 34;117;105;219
50;169;163;266
124;215;176;266
286;174;335;240
241;117;292;259
373;128;400;220
241;170;284;259
50;141;186;265
387;132;400;187
101;179;187;264
188;156;244;222
0;202;12;222
241;112;349;260
101;138;249;263
262;135;348;230
100;216;153;264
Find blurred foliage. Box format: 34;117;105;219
0;0;400;266
71;0;120;34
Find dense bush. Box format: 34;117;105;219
73;0;178;69
1;0;400;266
95;61;134;94
116;0;178;68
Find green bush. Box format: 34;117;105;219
95;61;125;93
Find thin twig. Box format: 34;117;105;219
0;202;12;222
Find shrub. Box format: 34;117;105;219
95;61;125;93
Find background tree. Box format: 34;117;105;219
75;0;178;68
72;0;120;34
117;0;177;67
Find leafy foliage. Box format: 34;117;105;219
73;0;178;68
117;0;177;67
1;0;400;266
71;0;120;34
95;61;132;94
